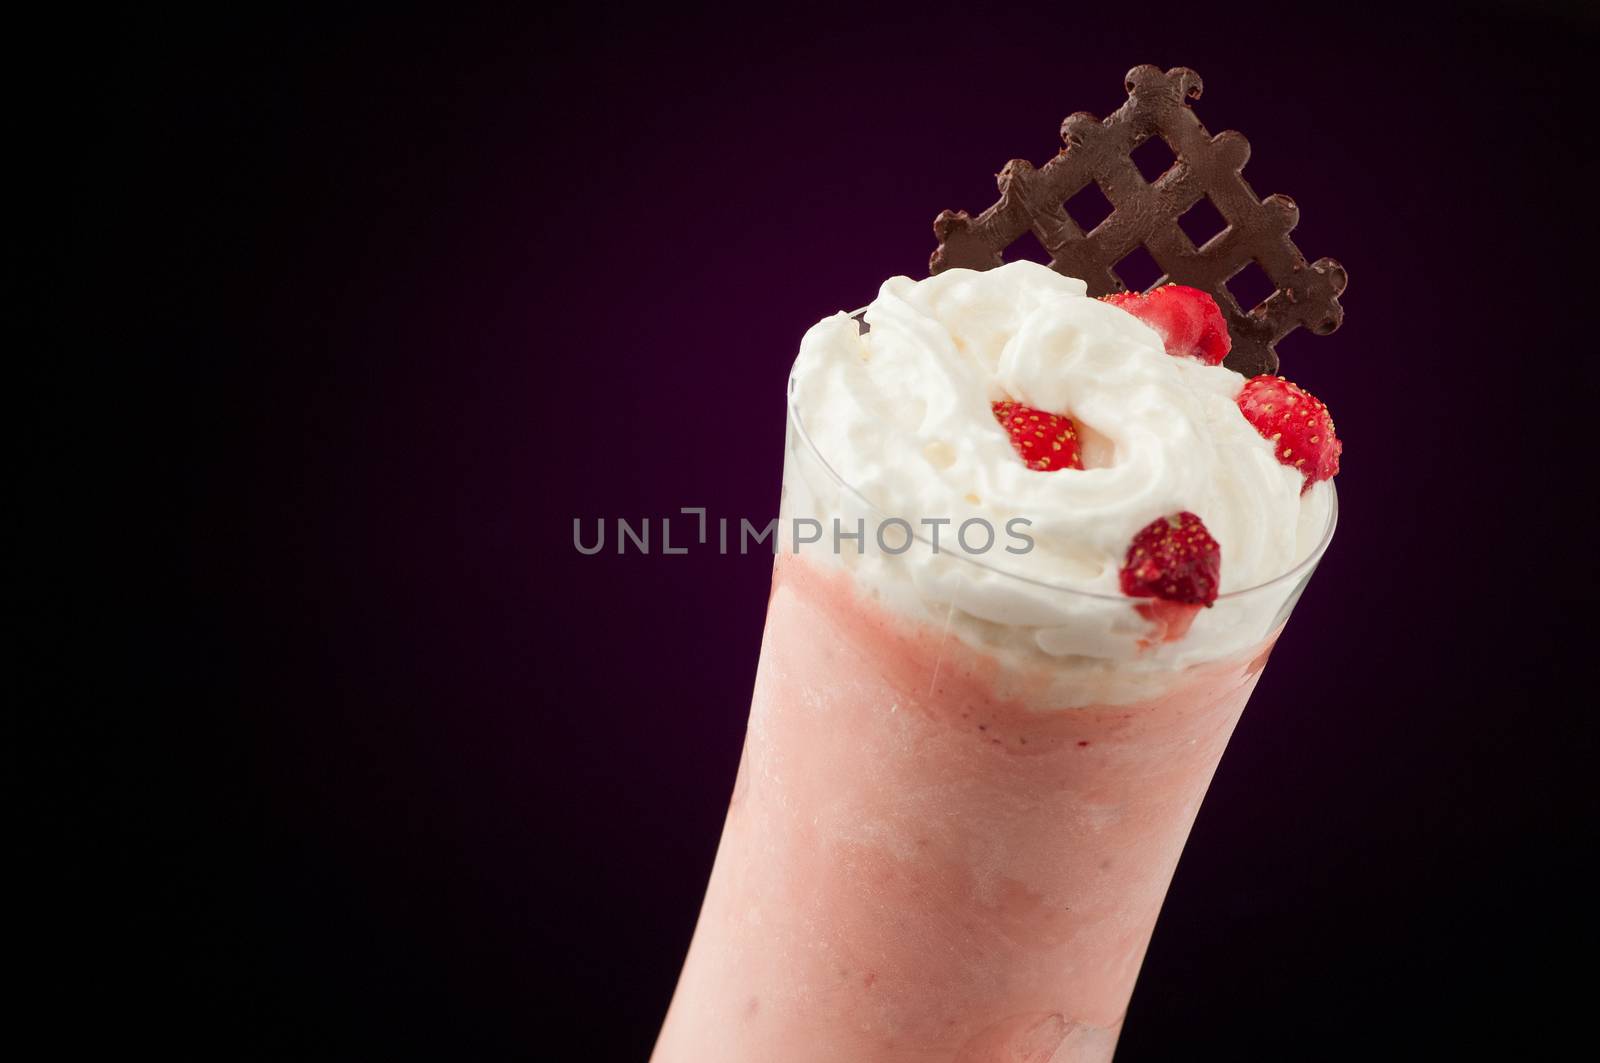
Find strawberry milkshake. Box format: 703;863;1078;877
653;262;1340;1061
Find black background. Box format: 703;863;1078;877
74;1;1594;1058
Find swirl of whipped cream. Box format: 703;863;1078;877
787;261;1333;672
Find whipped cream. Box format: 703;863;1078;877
784;261;1334;685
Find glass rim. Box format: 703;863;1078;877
784;351;1338;605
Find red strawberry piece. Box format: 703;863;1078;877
992;401;1084;471
1101;285;1231;365
1136;598;1204;643
1120;511;1221;606
1235;375;1342;490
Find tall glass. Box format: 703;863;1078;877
653;372;1336;1063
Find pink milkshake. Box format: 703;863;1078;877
654;262;1340;1061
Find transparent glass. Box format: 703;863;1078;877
652;370;1337;1063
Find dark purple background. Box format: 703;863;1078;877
89;2;1593;1058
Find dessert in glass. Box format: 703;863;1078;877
653;263;1342;1062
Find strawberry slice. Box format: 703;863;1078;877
992;401;1084;472
1120;511;1221;606
1235;375;1341;490
1136;599;1205;643
1101;285;1231;365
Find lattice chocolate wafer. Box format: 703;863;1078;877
930;65;1346;376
